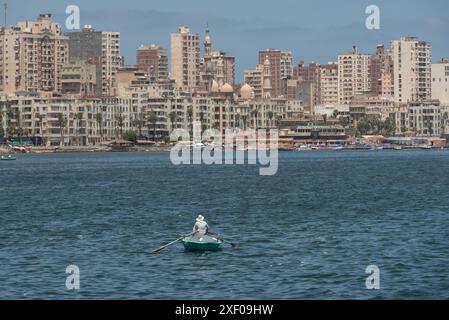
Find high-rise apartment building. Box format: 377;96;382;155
432;59;449;105
244;66;263;99
258;49;292;98
391;37;431;103
280;51;293;80
0;27;22;94
136;44;168;82
338;46;372;105
319;63;339;105
370;44;393;97
66;25;122;96
0;14;68;94
171;26;200;91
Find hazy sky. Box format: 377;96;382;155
5;0;449;81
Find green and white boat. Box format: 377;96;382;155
182;235;223;252
1;155;16;161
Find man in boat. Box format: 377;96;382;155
192;214;209;240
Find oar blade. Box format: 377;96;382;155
214;235;237;248
152;247;163;254
152;234;191;254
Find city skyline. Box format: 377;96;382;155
3;0;449;81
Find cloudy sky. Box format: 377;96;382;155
6;0;449;81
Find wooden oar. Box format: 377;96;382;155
210;233;237;248
152;231;195;254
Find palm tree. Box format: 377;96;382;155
251;109;259;129
148;110;158;141
241;115;248;131
37;113;44;146
57;113;67;147
14;109;20;127
14;109;26;143
356;118;367;136
426;118;433;136
133;112;145;139
235;113;241;129
383;117;396;137
187;106;193;136
0;109;4;140
332;109;339;119
367;117;381;134
6;109;15;138
95;113;103;142
275;115;282;129
322;114;328;125
6;126;15;139
198;111;205;133
442;112;448;135
267;111;274;128
16;127;25;144
117;114;124;138
75;112;83;146
169;111;177;132
10;109;21;141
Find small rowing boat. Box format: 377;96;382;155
1;155;16;161
182;235;223;252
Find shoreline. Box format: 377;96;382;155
0;145;173;155
1;145;447;155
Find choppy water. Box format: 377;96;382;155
0;151;449;300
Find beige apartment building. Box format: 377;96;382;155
0;14;68;94
408;101;442;136
170;26;200;91
0;93;131;145
319;63;339;105
1;79;302;146
391;37;432;103
431;59;449;105
381;69;394;98
338;46;372;105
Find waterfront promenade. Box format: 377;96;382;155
0;145;172;155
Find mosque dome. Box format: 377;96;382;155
220;83;234;93
240;83;253;99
